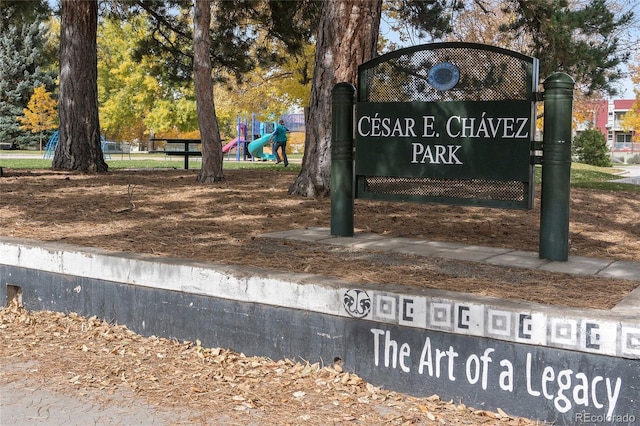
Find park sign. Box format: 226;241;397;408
354;43;539;209
332;42;574;261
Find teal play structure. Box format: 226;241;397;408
43;130;113;160
248;133;276;161
222;115;277;161
42;130;58;159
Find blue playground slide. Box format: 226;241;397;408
247;133;276;161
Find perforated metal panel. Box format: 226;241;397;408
355;43;538;210
358;176;529;209
359;43;536;103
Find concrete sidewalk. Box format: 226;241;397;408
0;378;187;425
262;227;640;313
612;164;640;185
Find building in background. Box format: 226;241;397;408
577;99;638;163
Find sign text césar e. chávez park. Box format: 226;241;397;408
355;100;532;181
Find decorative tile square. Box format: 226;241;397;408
341;288;372;319
399;296;427;328
429;302;453;330
550;318;578;347
487;309;512;338
579;320;618;356
454;303;485;336
515;312;547;345
373;293;397;322
621;327;640;357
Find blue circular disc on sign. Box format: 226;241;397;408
428;62;460;91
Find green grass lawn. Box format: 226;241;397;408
568;163;638;192
0;151;302;172
1;151;637;192
513;163;639;192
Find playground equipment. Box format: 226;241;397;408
224;115;277;161
43;130;113;159
42;130;59;159
247;133;276;161
221;121;247;157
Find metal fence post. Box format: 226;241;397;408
539;73;575;261
331;83;355;237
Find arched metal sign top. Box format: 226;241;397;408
358;42;539;103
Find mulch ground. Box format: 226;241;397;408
1;168;638;310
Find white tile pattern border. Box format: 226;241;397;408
0;236;638;359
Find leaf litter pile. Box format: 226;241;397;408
1;302;537;425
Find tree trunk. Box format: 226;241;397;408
288;0;381;197
194;0;224;183
53;0;107;172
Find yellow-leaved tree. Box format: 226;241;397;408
17;85;58;151
213;41;314;136
620;56;639;142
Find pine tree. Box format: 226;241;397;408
54;0;107;172
501;0;633;95
0;10;56;149
573;129;612;167
289;0;382;197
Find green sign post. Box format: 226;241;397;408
539;73;575;261
331;83;356;237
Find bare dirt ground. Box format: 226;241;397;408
1;168;639;425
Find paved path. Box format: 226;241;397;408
268;227;640;281
614;165;640;184
0;380;181;425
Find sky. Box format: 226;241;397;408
380;1;639;100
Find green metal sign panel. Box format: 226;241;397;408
354;42;538;209
355;100;533;181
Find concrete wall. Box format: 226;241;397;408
1;236;638;425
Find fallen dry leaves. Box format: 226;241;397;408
1;302;538;425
